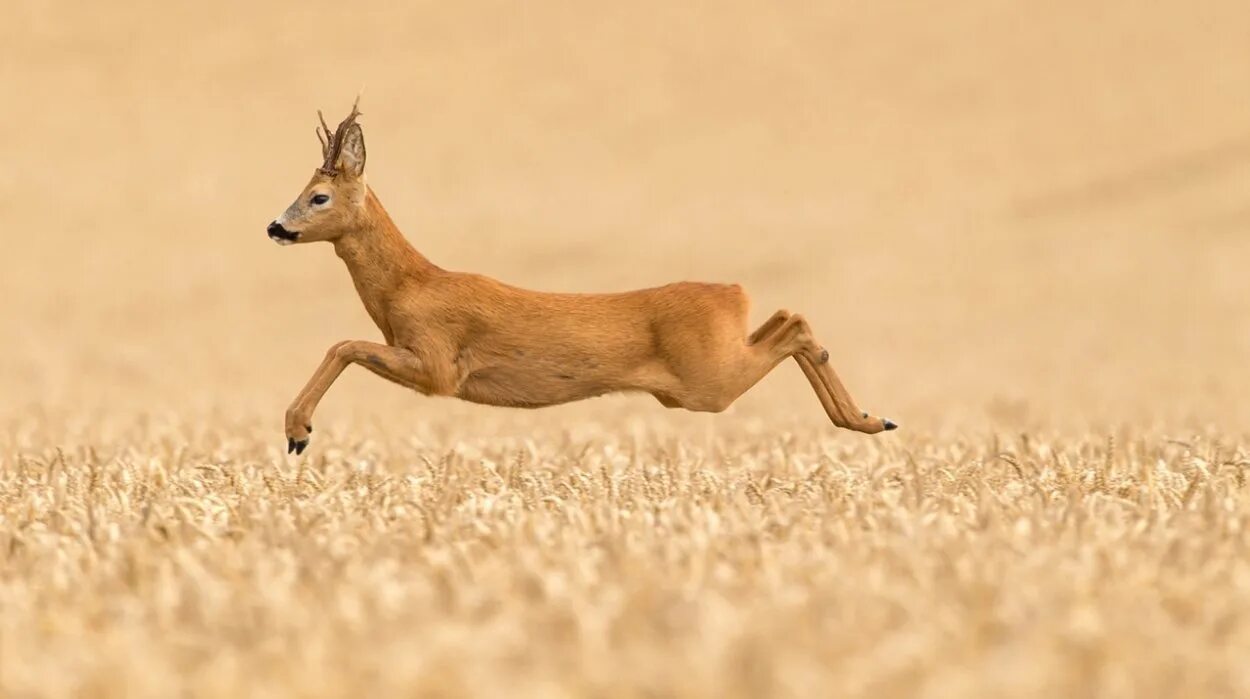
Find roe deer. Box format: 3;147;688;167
268;100;897;454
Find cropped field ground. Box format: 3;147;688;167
4;0;1250;697
2;415;1249;697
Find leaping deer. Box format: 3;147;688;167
268;100;897;454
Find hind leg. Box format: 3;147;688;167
654;313;822;413
657;311;897;434
653;311;789;409
777;315;896;433
748;309;792;344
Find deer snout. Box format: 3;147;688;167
267;221;300;245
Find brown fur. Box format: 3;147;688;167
270;106;895;453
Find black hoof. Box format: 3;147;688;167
883;419;898;431
287;438;295;454
294;440;308;455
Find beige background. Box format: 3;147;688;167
5;0;1248;431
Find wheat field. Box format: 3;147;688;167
3;1;1250;697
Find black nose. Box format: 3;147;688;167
267;221;298;242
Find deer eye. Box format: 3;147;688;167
311;194;330;206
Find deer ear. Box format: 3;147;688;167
335;124;366;177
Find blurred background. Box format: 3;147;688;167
3;0;1248;433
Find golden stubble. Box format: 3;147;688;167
1;413;1247;698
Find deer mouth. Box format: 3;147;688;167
267;221;300;245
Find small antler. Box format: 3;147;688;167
316;125;329;159
316;97;363;175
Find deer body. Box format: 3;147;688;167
270;102;895;454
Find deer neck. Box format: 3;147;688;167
333;188;435;340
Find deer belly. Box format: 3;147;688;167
456;364;614;409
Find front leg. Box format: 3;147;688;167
284;340;458;454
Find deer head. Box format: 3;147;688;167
267;99;369;245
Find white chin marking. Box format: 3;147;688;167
270;235;296;246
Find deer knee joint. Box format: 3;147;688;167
335;340;382;364
325;340;353;362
